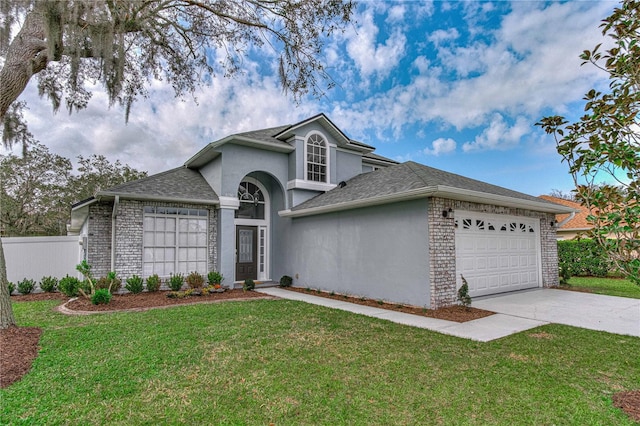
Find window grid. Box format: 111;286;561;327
143;208;208;277
306;134;327;182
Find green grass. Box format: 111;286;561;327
2;299;639;425
567;276;640;299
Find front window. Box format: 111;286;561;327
306;133;327;182
143;207;208;277
235;181;265;219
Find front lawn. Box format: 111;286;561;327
566;276;640;299
1;298;639;425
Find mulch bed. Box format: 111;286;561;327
63;289;269;312
283;287;495;322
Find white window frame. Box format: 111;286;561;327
304;131;329;183
234;179;270;281
142;207;208;278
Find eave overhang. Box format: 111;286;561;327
185;135;294;169
279;185;577;218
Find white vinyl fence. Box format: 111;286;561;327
2;236;82;286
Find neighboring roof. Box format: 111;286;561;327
282;161;575;217
538;195;591;231
95;167;219;205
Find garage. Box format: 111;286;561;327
455;211;541;297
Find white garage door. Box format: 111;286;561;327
455;211;540;297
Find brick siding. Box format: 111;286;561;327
87;200;218;281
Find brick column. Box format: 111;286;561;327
428;197;458;308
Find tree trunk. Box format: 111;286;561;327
0;8;48;121
0;237;16;329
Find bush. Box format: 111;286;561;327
557;239;614;277
17;278;36;295
457;275;472;308
125;275;144;294
7;282;15;295
243;278;255;291
168;273;184;291
40;276;58;293
559;264;571;286
91;288;112;305
186;271;205;289
279;275;293;287
207;271;224;285
59;275;81;297
145;274;161;292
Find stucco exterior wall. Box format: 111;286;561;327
285;199;431;307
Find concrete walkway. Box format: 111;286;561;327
256;287;640;342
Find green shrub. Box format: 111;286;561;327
59;275;81;297
186;271;205;289
557;239;613;277
279;275;293;287
457;275;472;308
17;278;36;295
145;274;161;292
40;276;58;293
125;275;144;294
7;282;15;295
243;278;255;291
207;271;224;285
91;288;112;305
168;273;184;291
559;264;571;286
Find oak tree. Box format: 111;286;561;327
0;0;354;328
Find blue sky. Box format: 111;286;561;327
8;1;618;196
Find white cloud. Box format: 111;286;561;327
345;7;407;84
424;137;457;156
427;28;459;46
462;114;529;152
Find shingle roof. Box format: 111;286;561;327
538;195;591;230
292;161;565;212
98;167;218;203
235;125;292;145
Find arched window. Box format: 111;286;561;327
306;133;327;182
235;181;265;219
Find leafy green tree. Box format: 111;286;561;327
0;0;353;328
0;145;147;237
0;144;72;236
0;0;354;141
538;0;640;285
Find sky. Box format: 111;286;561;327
4;0;619;197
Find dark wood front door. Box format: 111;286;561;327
236;226;257;281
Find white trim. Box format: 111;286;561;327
286;179;336;192
304;130;330;184
234;178;270;282
219;196;240;209
279;185;575;218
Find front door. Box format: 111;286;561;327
236;226;257;281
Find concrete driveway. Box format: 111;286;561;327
473;288;640;337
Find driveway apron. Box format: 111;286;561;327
473;288;640;337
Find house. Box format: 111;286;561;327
69;114;574;308
538;195;591;240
